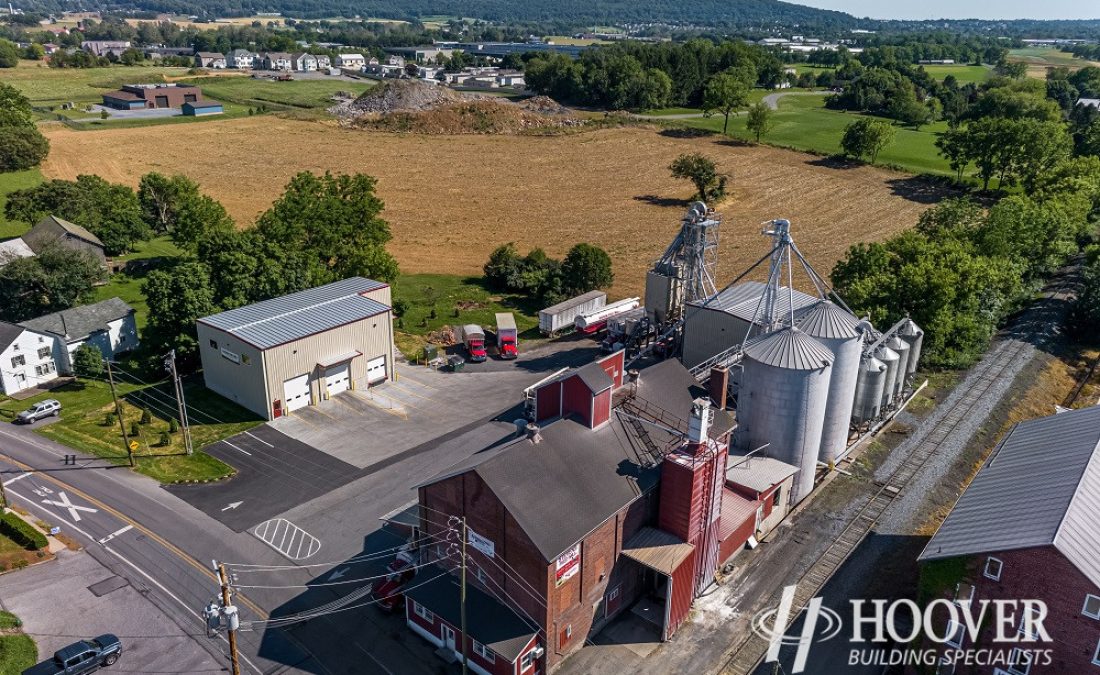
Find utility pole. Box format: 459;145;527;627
460;516;468;675
216;561;241;675
105;359;134;467
164;350;193;455
0;471;7;510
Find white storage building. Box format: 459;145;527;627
196;277;396;420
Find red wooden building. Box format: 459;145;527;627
410;354;741;672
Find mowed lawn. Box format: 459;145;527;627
674;94;952;176
0;168;43;239
0;60;193;108
920;63;992;84
179;75;375;110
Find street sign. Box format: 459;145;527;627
129;440;139;451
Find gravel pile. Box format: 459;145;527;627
330;79;483;117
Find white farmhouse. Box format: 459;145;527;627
336;53;366;68
20;297;139;373
0;322;64;395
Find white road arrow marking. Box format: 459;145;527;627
329;567;350;581
41;491;97;522
98;524;132;545
2;472;31;486
222;501;243;512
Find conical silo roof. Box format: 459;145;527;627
796;300;860;340
743;327;833;370
899;318;923;338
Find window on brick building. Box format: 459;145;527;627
1006;647;1032;675
772;487;782;508
472;640;495;664
1093;637;1100;667
945;620;964;648
521;649;537;670
935;656;955;674
954;582;974;606
1084;594;1100;620
1016;606;1042;641
983;556;1003;581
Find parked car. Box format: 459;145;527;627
374;551;417;612
16;399;61;424
23;635;122;675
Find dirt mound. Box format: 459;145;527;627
331;79;479;116
517;96;572;116
345;99;584;135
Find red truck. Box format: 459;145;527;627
495;313;518;359
374;550;418;612
459;324;487;362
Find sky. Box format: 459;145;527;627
791;0;1100;20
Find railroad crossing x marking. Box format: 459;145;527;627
41;491;97;522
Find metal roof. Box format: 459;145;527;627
403;567;537;662
795;300;860;340
726;453;800;493
621;527;694;575
919;405;1100;586
540;290;606;316
718;488;760;541
743;327;833;371
689;281;819;324
21;297;134;341
0;238;34;265
198;277;390;350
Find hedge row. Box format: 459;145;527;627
0;513;47;551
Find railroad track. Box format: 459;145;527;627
717;330;1048;674
717;264;1081;675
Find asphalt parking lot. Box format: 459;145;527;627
0;549;223;675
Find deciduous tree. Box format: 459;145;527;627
72;343;104;379
669;153;727;202
840;118;895;164
745;101;774;142
560;243;613;294
702;67;754;134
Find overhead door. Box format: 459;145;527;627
366;356;387;385
325;362;351;396
283;374;311;412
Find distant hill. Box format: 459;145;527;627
20;0;860;28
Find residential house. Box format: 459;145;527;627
101;83;203;111
495;71;525;88
0;323;65;396
917;405;1100;674
335;53;366;68
20;298;139;373
195;52;227;69
227;49;256;69
417;65;444;80
81;40;130;57
144;46;194;59
22;215;106;266
409;356;741;672
261;52;293;71
291;53;317;72
313;54;331;69
0;238;35;268
386;46;451;63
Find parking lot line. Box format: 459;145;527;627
252;518;321;560
244;432;274;448
386;381;434;401
223;440;252;456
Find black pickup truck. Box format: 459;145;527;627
22;635;122;675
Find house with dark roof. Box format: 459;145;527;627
101;83;205;111
411;355;746;673
196;277;395;420
0;237;35;268
917;405;1100;673
0;322;65;395
20;297;138;373
21;215;106;266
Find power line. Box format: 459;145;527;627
233;556;446;590
464;557;547;641
224;531;451;572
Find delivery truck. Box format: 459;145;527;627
459;324;487;362
495;312;518;359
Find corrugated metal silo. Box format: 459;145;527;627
740;327;833;504
852;355;887;423
885;335;910;400
899;319;924;374
796;300;862;465
876;344;900;409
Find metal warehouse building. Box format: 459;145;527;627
196;277;395;420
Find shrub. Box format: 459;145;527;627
140;408;151;424
0;512;48;550
158;431;171;447
130;421;140;436
169;417;179;433
104;412;116;427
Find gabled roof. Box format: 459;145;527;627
0;322;26;352
621;527;693;575
689;280;819;324
20;297;134;342
198;277;390;350
0;238;35;265
575;362;613;393
404;566;537;662
33;215;104;249
196;51;224;58
919;405;1100;586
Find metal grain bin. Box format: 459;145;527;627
885;335;910;400
538;291;606;336
875;344;900;409
797;300;862;465
898;319;924;375
739;327;833;504
852;354;887;424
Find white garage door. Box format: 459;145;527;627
325;362;351;396
366;356;387;385
283;374;311;412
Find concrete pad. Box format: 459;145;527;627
602;614;661;658
0;549;222;674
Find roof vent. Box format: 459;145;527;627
525;423;541;443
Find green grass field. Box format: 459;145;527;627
179;75;374;111
669;94;952;176
392;273;544;359
0;169;43;239
0;60;193;108
919;64;992;84
1008;47;1089;67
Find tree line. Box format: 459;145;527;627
483;242;613;305
0;83;49;172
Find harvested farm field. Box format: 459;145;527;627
40;118;946;294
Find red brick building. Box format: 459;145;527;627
101;83;204;110
410;355;740;672
918;406;1100;674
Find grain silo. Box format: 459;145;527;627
796;300;862;465
852;354;887;424
876;344;900;409
885;335;910;400
739;327;834;504
898;319;924;374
